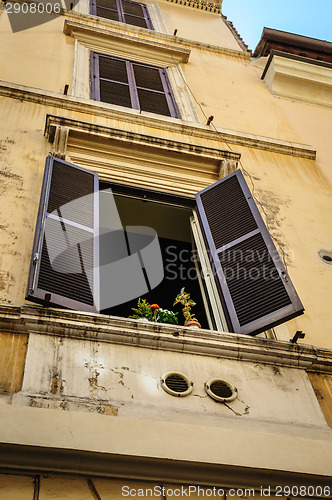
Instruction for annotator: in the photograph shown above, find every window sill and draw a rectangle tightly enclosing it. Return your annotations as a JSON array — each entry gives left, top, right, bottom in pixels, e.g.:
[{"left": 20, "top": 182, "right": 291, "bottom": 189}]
[{"left": 2, "top": 303, "right": 331, "bottom": 372}]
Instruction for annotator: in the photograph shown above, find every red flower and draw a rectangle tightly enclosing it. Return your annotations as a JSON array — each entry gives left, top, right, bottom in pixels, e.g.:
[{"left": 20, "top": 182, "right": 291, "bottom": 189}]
[{"left": 150, "top": 304, "right": 160, "bottom": 310}]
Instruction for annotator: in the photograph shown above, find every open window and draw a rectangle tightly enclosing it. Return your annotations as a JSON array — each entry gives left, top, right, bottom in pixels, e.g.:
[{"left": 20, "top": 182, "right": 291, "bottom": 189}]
[
  {"left": 27, "top": 156, "right": 99, "bottom": 313},
  {"left": 195, "top": 170, "right": 304, "bottom": 335},
  {"left": 27, "top": 156, "right": 304, "bottom": 335},
  {"left": 91, "top": 0, "right": 154, "bottom": 30},
  {"left": 91, "top": 53, "right": 180, "bottom": 118}
]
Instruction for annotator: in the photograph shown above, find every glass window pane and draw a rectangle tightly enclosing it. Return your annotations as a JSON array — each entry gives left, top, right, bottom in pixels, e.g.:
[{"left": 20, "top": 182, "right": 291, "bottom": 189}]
[
  {"left": 124, "top": 14, "right": 148, "bottom": 28},
  {"left": 133, "top": 64, "right": 164, "bottom": 91},
  {"left": 100, "top": 80, "right": 132, "bottom": 108},
  {"left": 122, "top": 0, "right": 144, "bottom": 16},
  {"left": 99, "top": 57, "right": 128, "bottom": 84},
  {"left": 96, "top": 6, "right": 119, "bottom": 20},
  {"left": 138, "top": 88, "right": 171, "bottom": 116}
]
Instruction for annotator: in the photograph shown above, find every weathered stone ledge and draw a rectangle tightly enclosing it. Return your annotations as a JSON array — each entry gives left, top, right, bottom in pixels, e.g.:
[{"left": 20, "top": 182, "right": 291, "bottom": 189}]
[
  {"left": 0, "top": 304, "right": 331, "bottom": 373},
  {"left": 0, "top": 80, "right": 316, "bottom": 159}
]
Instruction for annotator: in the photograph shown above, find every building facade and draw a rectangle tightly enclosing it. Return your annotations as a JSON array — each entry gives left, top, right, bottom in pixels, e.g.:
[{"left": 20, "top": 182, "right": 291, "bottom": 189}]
[{"left": 0, "top": 0, "right": 332, "bottom": 497}]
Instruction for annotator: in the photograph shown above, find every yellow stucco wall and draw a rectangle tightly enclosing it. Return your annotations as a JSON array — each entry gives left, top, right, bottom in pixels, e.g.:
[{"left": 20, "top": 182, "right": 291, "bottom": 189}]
[
  {"left": 0, "top": 332, "right": 28, "bottom": 394},
  {"left": 157, "top": 1, "right": 241, "bottom": 50},
  {"left": 0, "top": 15, "right": 74, "bottom": 93}
]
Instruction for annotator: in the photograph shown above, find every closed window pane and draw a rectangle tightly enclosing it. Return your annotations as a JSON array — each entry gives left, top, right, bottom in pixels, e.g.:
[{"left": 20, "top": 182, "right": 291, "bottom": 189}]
[
  {"left": 133, "top": 64, "right": 164, "bottom": 91},
  {"left": 97, "top": 0, "right": 117, "bottom": 8},
  {"left": 92, "top": 0, "right": 153, "bottom": 29},
  {"left": 122, "top": 0, "right": 144, "bottom": 16},
  {"left": 96, "top": 6, "right": 119, "bottom": 20},
  {"left": 99, "top": 57, "right": 128, "bottom": 84},
  {"left": 137, "top": 88, "right": 171, "bottom": 116},
  {"left": 100, "top": 80, "right": 132, "bottom": 107},
  {"left": 92, "top": 54, "right": 179, "bottom": 117},
  {"left": 123, "top": 14, "right": 149, "bottom": 28}
]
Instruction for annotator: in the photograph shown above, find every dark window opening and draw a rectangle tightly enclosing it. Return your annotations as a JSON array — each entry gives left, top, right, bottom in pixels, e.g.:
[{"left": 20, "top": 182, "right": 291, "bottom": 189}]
[{"left": 99, "top": 185, "right": 209, "bottom": 328}]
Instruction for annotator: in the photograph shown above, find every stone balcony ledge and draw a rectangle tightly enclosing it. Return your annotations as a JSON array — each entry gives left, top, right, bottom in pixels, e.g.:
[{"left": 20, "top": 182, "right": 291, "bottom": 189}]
[{"left": 1, "top": 304, "right": 331, "bottom": 373}]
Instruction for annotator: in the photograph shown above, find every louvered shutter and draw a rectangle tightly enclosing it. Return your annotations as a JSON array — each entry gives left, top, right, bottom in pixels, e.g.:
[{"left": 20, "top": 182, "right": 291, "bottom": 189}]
[
  {"left": 91, "top": 0, "right": 153, "bottom": 29},
  {"left": 196, "top": 169, "right": 304, "bottom": 335},
  {"left": 91, "top": 53, "right": 180, "bottom": 118},
  {"left": 133, "top": 63, "right": 178, "bottom": 117},
  {"left": 91, "top": 0, "right": 120, "bottom": 21},
  {"left": 27, "top": 156, "right": 99, "bottom": 312},
  {"left": 122, "top": 0, "right": 153, "bottom": 29}
]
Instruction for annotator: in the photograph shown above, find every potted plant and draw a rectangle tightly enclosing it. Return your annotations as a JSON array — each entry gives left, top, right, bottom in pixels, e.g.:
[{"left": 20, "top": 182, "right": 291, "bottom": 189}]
[
  {"left": 129, "top": 298, "right": 155, "bottom": 321},
  {"left": 173, "top": 287, "right": 201, "bottom": 328},
  {"left": 129, "top": 299, "right": 179, "bottom": 325},
  {"left": 155, "top": 307, "right": 179, "bottom": 325}
]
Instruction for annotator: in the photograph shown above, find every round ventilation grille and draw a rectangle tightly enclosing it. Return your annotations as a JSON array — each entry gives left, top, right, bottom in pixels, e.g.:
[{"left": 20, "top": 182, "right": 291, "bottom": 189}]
[
  {"left": 205, "top": 378, "right": 237, "bottom": 403},
  {"left": 161, "top": 372, "right": 193, "bottom": 397}
]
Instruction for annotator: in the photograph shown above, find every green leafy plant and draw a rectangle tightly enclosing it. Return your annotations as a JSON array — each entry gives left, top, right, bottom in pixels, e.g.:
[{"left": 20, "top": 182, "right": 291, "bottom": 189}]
[
  {"left": 156, "top": 308, "right": 179, "bottom": 325},
  {"left": 173, "top": 287, "right": 199, "bottom": 324},
  {"left": 129, "top": 298, "right": 155, "bottom": 321},
  {"left": 129, "top": 299, "right": 178, "bottom": 325}
]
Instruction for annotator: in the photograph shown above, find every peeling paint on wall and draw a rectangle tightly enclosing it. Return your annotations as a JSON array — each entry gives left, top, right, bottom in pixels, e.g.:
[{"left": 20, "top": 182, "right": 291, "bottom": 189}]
[{"left": 0, "top": 332, "right": 28, "bottom": 394}]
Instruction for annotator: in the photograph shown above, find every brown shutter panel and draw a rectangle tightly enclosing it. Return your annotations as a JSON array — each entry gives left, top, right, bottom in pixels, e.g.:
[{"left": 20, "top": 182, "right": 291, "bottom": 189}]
[
  {"left": 122, "top": 0, "right": 153, "bottom": 29},
  {"left": 93, "top": 0, "right": 120, "bottom": 21},
  {"left": 196, "top": 169, "right": 304, "bottom": 335},
  {"left": 91, "top": 53, "right": 180, "bottom": 118},
  {"left": 27, "top": 156, "right": 99, "bottom": 312},
  {"left": 133, "top": 63, "right": 179, "bottom": 117},
  {"left": 97, "top": 56, "right": 132, "bottom": 109}
]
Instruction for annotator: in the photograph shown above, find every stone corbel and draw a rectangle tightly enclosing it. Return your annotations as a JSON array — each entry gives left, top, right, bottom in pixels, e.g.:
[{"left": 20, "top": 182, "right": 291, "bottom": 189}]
[
  {"left": 52, "top": 126, "right": 69, "bottom": 160},
  {"left": 218, "top": 159, "right": 238, "bottom": 179}
]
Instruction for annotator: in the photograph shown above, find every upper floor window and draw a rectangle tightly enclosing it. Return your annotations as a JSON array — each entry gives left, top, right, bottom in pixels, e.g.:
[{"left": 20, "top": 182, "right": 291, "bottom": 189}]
[
  {"left": 91, "top": 53, "right": 180, "bottom": 118},
  {"left": 91, "top": 0, "right": 154, "bottom": 29}
]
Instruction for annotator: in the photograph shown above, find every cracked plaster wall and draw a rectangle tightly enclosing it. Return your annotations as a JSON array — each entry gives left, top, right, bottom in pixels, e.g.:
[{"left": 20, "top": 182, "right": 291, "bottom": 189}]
[{"left": 11, "top": 332, "right": 327, "bottom": 428}]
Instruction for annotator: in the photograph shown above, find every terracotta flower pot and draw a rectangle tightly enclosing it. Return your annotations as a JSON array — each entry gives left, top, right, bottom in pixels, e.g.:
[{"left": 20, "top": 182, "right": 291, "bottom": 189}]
[{"left": 184, "top": 320, "right": 201, "bottom": 329}]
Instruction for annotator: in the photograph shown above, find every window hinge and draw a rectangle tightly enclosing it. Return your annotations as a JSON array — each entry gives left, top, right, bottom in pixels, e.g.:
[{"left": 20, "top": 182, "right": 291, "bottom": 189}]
[{"left": 281, "top": 270, "right": 289, "bottom": 282}]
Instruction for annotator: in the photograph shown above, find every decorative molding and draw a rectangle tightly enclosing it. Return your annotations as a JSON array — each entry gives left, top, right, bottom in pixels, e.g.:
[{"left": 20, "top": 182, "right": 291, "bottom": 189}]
[
  {"left": 64, "top": 11, "right": 250, "bottom": 60},
  {"left": 145, "top": 1, "right": 169, "bottom": 34},
  {"left": 64, "top": 19, "right": 190, "bottom": 65},
  {"left": 69, "top": 30, "right": 199, "bottom": 122},
  {"left": 218, "top": 159, "right": 238, "bottom": 178},
  {"left": 71, "top": 39, "right": 90, "bottom": 99},
  {"left": 261, "top": 52, "right": 332, "bottom": 109},
  {"left": 51, "top": 126, "right": 69, "bottom": 159},
  {"left": 165, "top": 0, "right": 221, "bottom": 14},
  {"left": 45, "top": 115, "right": 238, "bottom": 194},
  {"left": 166, "top": 64, "right": 201, "bottom": 122},
  {"left": 1, "top": 440, "right": 331, "bottom": 488},
  {"left": 0, "top": 80, "right": 317, "bottom": 159},
  {"left": 0, "top": 304, "right": 332, "bottom": 372},
  {"left": 45, "top": 115, "right": 239, "bottom": 162}
]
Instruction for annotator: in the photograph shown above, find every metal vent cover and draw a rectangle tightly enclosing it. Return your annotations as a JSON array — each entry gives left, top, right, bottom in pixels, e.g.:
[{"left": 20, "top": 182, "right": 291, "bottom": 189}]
[
  {"left": 161, "top": 372, "right": 193, "bottom": 397},
  {"left": 204, "top": 378, "right": 237, "bottom": 403}
]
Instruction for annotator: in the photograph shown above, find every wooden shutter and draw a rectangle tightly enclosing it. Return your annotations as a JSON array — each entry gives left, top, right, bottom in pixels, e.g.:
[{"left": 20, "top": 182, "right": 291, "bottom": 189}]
[
  {"left": 133, "top": 63, "right": 179, "bottom": 117},
  {"left": 91, "top": 0, "right": 153, "bottom": 29},
  {"left": 121, "top": 0, "right": 153, "bottom": 29},
  {"left": 91, "top": 53, "right": 180, "bottom": 118},
  {"left": 27, "top": 156, "right": 99, "bottom": 312},
  {"left": 91, "top": 0, "right": 120, "bottom": 21},
  {"left": 195, "top": 169, "right": 304, "bottom": 335}
]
